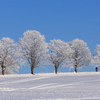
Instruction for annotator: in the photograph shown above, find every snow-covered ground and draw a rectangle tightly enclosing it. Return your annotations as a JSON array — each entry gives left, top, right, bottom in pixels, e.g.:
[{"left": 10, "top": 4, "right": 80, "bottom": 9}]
[{"left": 0, "top": 72, "right": 100, "bottom": 100}]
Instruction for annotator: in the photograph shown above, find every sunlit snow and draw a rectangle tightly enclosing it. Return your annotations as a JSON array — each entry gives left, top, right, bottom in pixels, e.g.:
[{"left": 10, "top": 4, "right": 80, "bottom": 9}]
[{"left": 0, "top": 72, "right": 100, "bottom": 100}]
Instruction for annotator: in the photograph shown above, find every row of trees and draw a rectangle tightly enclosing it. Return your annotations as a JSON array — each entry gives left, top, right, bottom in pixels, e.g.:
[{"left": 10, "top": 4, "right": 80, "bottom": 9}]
[{"left": 0, "top": 30, "right": 99, "bottom": 75}]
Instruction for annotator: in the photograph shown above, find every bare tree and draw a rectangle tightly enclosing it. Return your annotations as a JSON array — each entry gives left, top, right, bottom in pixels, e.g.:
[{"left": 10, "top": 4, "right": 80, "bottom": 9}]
[
  {"left": 68, "top": 39, "right": 91, "bottom": 73},
  {"left": 48, "top": 39, "right": 73, "bottom": 74},
  {"left": 18, "top": 30, "right": 48, "bottom": 75}
]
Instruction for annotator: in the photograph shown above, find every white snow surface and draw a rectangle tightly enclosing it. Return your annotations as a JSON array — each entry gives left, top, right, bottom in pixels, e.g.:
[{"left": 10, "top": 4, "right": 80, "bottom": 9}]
[{"left": 0, "top": 72, "right": 100, "bottom": 100}]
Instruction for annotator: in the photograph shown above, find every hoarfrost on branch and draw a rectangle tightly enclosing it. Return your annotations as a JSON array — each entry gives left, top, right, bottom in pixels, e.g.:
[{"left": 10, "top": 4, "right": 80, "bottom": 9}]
[{"left": 18, "top": 30, "right": 48, "bottom": 74}]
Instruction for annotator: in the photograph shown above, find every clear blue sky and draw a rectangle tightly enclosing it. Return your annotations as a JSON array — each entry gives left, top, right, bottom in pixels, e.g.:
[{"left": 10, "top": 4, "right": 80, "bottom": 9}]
[{"left": 0, "top": 0, "right": 100, "bottom": 74}]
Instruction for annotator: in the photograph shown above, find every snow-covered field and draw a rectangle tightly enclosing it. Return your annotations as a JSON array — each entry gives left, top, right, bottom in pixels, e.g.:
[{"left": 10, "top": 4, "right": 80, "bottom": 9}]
[{"left": 0, "top": 72, "right": 100, "bottom": 100}]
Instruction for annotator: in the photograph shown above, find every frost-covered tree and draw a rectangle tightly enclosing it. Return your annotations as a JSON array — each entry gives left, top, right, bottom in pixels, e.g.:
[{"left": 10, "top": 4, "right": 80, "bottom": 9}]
[
  {"left": 0, "top": 37, "right": 20, "bottom": 75},
  {"left": 68, "top": 39, "right": 91, "bottom": 73},
  {"left": 92, "top": 44, "right": 100, "bottom": 67},
  {"left": 48, "top": 39, "right": 73, "bottom": 74},
  {"left": 18, "top": 30, "right": 48, "bottom": 75}
]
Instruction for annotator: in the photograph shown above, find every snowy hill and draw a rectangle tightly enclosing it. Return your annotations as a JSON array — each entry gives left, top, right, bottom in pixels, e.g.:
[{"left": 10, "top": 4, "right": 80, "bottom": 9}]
[{"left": 0, "top": 72, "right": 100, "bottom": 100}]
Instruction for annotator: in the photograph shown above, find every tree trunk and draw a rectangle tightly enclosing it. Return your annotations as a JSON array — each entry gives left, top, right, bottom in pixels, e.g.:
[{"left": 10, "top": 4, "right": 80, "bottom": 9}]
[
  {"left": 2, "top": 69, "right": 4, "bottom": 75},
  {"left": 75, "top": 66, "right": 77, "bottom": 73},
  {"left": 31, "top": 66, "right": 34, "bottom": 75},
  {"left": 75, "top": 58, "right": 78, "bottom": 73},
  {"left": 55, "top": 67, "right": 58, "bottom": 74}
]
